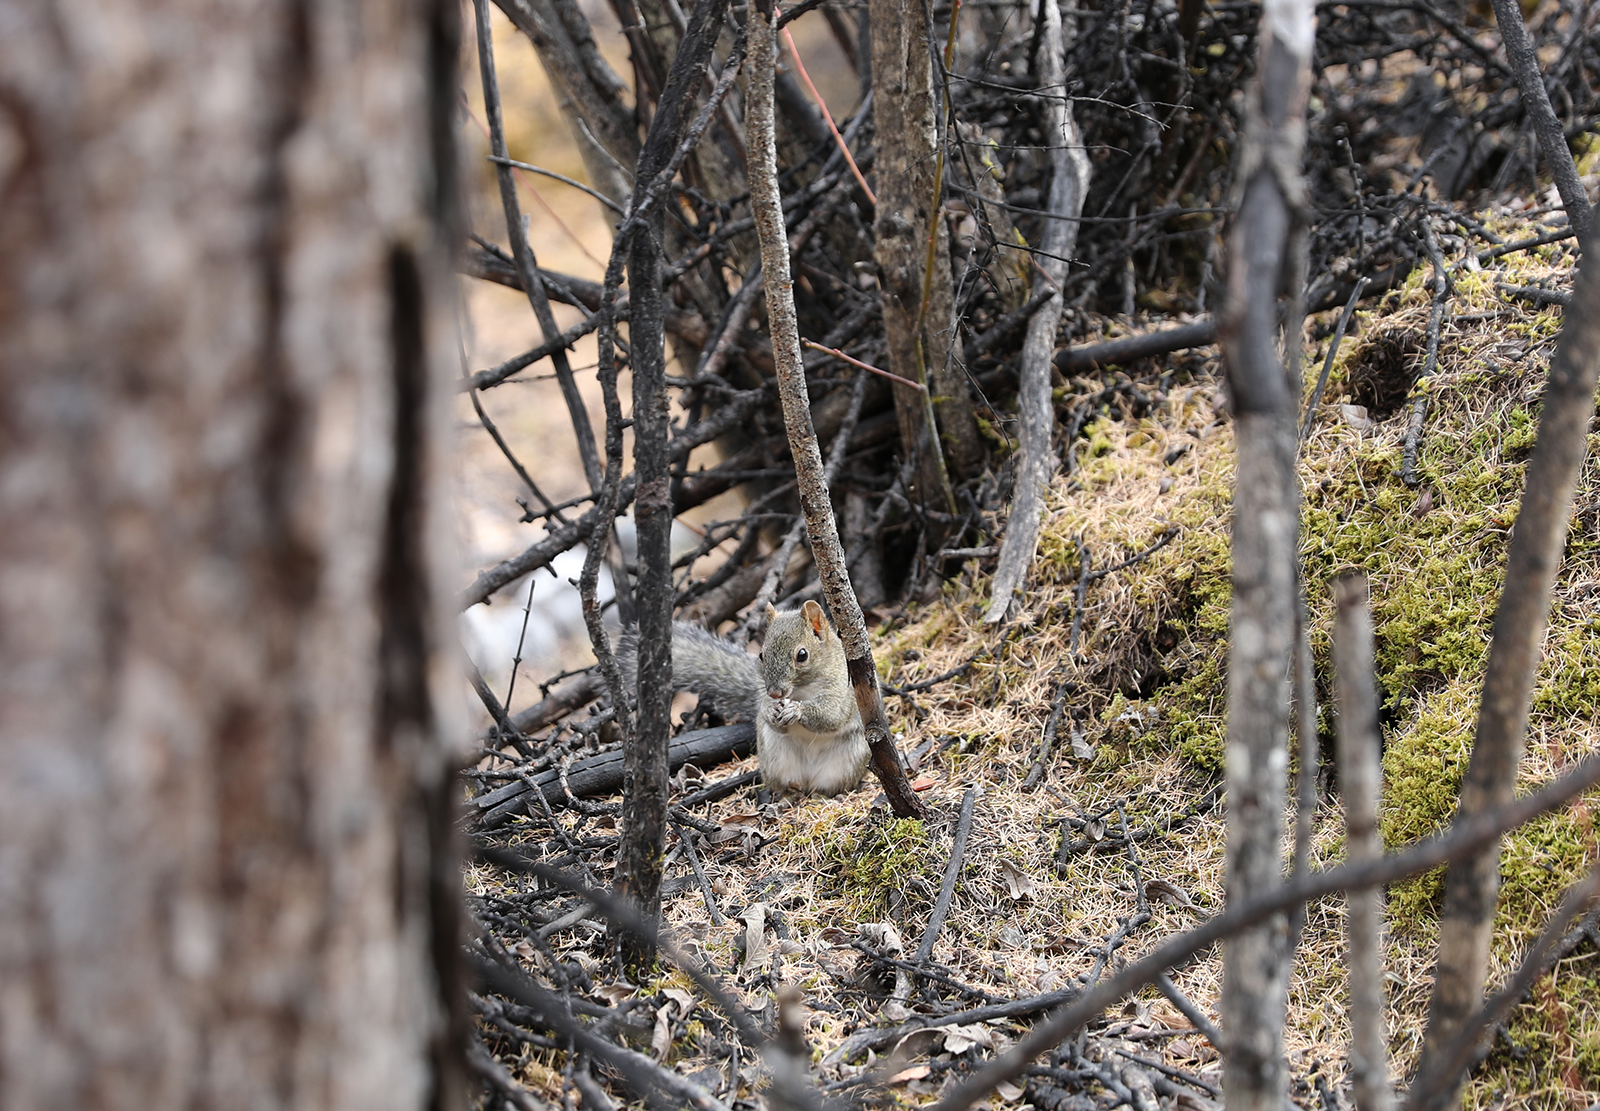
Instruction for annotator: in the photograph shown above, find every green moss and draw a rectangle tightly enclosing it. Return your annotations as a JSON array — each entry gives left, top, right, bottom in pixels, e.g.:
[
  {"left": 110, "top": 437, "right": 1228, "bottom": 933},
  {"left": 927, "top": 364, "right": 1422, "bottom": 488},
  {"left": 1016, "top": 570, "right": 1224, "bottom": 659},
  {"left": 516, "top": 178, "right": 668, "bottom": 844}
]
[
  {"left": 814, "top": 816, "right": 939, "bottom": 918},
  {"left": 1477, "top": 966, "right": 1600, "bottom": 1110}
]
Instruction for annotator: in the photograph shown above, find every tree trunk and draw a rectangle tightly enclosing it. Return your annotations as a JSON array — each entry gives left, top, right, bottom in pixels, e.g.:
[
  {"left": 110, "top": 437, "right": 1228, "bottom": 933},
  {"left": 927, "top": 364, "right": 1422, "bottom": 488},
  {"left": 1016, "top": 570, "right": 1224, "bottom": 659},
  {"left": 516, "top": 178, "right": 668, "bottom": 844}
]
[
  {"left": 1217, "top": 1, "right": 1314, "bottom": 1108},
  {"left": 0, "top": 0, "right": 466, "bottom": 1106},
  {"left": 868, "top": 0, "right": 956, "bottom": 514}
]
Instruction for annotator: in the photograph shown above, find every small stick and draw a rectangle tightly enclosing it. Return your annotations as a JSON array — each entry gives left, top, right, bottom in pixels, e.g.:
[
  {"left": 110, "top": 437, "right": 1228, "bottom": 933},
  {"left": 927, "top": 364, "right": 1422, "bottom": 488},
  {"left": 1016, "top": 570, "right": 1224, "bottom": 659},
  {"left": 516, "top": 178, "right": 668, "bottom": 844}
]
[
  {"left": 1154, "top": 974, "right": 1225, "bottom": 1053},
  {"left": 1023, "top": 678, "right": 1070, "bottom": 791},
  {"left": 672, "top": 821, "right": 726, "bottom": 927},
  {"left": 1300, "top": 275, "right": 1369, "bottom": 448},
  {"left": 1287, "top": 575, "right": 1320, "bottom": 949},
  {"left": 1335, "top": 573, "right": 1392, "bottom": 1111},
  {"left": 1401, "top": 218, "right": 1451, "bottom": 488},
  {"left": 486, "top": 154, "right": 627, "bottom": 214},
  {"left": 1067, "top": 539, "right": 1092, "bottom": 657},
  {"left": 467, "top": 19, "right": 603, "bottom": 492},
  {"left": 916, "top": 787, "right": 978, "bottom": 970},
  {"left": 780, "top": 27, "right": 875, "bottom": 203},
  {"left": 802, "top": 339, "right": 926, "bottom": 391},
  {"left": 1476, "top": 226, "right": 1576, "bottom": 261}
]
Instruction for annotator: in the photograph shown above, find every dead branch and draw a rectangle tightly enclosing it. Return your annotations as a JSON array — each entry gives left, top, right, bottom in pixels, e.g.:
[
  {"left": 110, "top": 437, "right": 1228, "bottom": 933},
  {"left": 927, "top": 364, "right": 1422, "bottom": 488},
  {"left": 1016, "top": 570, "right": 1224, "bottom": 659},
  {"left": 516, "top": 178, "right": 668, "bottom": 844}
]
[
  {"left": 983, "top": 0, "right": 1089, "bottom": 623},
  {"left": 1216, "top": 0, "right": 1314, "bottom": 1107},
  {"left": 1335, "top": 573, "right": 1393, "bottom": 1111},
  {"left": 470, "top": 724, "right": 755, "bottom": 826},
  {"left": 1417, "top": 224, "right": 1600, "bottom": 1097}
]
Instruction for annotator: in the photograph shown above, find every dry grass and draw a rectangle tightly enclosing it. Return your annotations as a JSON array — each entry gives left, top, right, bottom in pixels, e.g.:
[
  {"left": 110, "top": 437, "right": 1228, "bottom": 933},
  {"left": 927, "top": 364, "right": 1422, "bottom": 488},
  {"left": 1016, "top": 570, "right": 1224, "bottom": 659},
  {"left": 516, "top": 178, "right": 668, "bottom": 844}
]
[{"left": 477, "top": 212, "right": 1600, "bottom": 1108}]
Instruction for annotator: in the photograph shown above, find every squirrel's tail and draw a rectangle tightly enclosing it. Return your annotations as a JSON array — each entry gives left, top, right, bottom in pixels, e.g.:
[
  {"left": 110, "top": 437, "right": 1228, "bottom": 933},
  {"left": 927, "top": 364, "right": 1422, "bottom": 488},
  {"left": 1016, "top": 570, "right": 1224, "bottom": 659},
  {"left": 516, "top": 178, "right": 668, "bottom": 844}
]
[{"left": 614, "top": 622, "right": 761, "bottom": 717}]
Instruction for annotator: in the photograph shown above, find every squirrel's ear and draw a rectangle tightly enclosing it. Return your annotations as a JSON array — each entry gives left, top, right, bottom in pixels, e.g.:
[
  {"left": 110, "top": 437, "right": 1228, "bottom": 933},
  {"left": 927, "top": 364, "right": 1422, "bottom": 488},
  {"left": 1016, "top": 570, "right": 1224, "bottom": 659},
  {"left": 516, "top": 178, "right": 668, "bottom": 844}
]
[
  {"left": 801, "top": 599, "right": 826, "bottom": 635},
  {"left": 765, "top": 603, "right": 779, "bottom": 624}
]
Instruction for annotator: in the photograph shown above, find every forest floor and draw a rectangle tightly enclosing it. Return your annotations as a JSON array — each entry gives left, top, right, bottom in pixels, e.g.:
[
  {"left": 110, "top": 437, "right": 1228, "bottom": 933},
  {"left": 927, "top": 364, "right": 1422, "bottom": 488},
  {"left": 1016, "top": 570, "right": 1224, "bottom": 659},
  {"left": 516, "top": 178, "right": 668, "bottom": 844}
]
[{"left": 468, "top": 210, "right": 1600, "bottom": 1109}]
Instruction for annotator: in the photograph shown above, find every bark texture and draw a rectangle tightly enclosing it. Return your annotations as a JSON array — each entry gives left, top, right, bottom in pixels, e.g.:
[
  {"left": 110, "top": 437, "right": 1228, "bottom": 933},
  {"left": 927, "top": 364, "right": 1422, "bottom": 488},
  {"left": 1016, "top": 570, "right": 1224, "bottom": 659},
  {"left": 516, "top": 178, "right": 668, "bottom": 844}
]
[
  {"left": 0, "top": 0, "right": 465, "bottom": 1106},
  {"left": 615, "top": 0, "right": 732, "bottom": 963},
  {"left": 868, "top": 0, "right": 954, "bottom": 512},
  {"left": 1217, "top": 1, "right": 1314, "bottom": 1108},
  {"left": 1334, "top": 575, "right": 1393, "bottom": 1111}
]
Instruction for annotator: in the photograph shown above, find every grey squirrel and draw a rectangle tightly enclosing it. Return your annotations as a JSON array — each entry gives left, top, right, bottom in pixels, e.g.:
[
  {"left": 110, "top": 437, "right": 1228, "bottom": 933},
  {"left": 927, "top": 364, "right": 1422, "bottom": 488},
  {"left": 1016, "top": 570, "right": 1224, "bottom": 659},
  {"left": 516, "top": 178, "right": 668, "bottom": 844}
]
[{"left": 618, "top": 602, "right": 869, "bottom": 796}]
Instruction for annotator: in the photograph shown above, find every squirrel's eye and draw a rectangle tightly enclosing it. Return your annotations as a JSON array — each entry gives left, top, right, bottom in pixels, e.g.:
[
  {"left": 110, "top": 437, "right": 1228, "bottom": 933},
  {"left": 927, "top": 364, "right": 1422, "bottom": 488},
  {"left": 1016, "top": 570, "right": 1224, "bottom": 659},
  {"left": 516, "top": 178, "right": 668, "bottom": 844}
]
[{"left": 796, "top": 648, "right": 809, "bottom": 663}]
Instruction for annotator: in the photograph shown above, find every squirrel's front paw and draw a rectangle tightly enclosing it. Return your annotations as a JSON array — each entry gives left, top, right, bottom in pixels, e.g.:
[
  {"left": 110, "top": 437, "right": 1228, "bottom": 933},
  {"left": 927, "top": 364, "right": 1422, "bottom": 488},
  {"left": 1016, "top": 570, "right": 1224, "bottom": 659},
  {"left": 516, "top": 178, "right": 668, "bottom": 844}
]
[{"left": 766, "top": 697, "right": 801, "bottom": 729}]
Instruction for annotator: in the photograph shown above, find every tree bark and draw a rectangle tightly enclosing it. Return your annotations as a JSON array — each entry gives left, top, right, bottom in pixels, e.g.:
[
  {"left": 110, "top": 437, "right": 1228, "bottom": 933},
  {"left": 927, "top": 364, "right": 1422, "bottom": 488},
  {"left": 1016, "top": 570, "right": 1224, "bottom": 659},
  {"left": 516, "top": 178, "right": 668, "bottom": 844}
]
[
  {"left": 868, "top": 0, "right": 956, "bottom": 514},
  {"left": 0, "top": 0, "right": 466, "bottom": 1106},
  {"left": 1217, "top": 1, "right": 1314, "bottom": 1108},
  {"left": 614, "top": 0, "right": 732, "bottom": 968},
  {"left": 1335, "top": 575, "right": 1394, "bottom": 1111}
]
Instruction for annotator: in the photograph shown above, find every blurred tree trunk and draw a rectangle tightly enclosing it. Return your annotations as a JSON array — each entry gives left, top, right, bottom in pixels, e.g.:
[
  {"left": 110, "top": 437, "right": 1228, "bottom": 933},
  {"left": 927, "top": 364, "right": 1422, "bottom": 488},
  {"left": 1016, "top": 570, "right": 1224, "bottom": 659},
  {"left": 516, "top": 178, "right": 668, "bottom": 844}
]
[
  {"left": 0, "top": 0, "right": 466, "bottom": 1107},
  {"left": 1218, "top": 1, "right": 1313, "bottom": 1108}
]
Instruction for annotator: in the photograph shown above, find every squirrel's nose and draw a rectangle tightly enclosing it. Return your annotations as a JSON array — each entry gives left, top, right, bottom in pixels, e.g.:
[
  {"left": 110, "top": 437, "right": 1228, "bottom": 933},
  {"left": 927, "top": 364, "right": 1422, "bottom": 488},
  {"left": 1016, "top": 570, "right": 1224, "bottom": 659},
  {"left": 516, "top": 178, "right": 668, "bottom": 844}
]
[{"left": 767, "top": 685, "right": 790, "bottom": 700}]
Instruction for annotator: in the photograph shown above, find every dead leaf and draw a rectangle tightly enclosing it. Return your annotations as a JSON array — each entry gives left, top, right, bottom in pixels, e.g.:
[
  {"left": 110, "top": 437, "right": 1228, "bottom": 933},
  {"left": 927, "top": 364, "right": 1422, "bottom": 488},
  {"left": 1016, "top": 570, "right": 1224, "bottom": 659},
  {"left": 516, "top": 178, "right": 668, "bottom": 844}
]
[
  {"left": 998, "top": 859, "right": 1036, "bottom": 901},
  {"left": 858, "top": 922, "right": 904, "bottom": 956},
  {"left": 1070, "top": 730, "right": 1096, "bottom": 761},
  {"left": 662, "top": 986, "right": 695, "bottom": 1010},
  {"left": 739, "top": 903, "right": 769, "bottom": 976},
  {"left": 594, "top": 982, "right": 636, "bottom": 1006},
  {"left": 995, "top": 1080, "right": 1026, "bottom": 1102},
  {"left": 889, "top": 1065, "right": 931, "bottom": 1084},
  {"left": 942, "top": 1023, "right": 996, "bottom": 1054},
  {"left": 911, "top": 776, "right": 938, "bottom": 791},
  {"left": 650, "top": 1001, "right": 674, "bottom": 1060},
  {"left": 1145, "top": 877, "right": 1197, "bottom": 909},
  {"left": 1338, "top": 403, "right": 1373, "bottom": 431},
  {"left": 1085, "top": 817, "right": 1107, "bottom": 841}
]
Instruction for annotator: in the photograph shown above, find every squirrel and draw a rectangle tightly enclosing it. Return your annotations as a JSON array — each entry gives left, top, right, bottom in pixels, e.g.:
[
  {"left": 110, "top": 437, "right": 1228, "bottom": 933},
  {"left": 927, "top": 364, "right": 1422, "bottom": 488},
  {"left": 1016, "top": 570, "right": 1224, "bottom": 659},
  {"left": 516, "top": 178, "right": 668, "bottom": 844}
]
[{"left": 617, "top": 601, "right": 869, "bottom": 796}]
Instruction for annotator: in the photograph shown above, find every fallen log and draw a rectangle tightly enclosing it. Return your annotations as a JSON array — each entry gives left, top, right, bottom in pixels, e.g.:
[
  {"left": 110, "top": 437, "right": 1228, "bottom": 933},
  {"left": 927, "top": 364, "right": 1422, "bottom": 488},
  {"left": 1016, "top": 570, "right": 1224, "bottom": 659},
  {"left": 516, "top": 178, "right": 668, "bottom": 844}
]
[{"left": 471, "top": 723, "right": 756, "bottom": 826}]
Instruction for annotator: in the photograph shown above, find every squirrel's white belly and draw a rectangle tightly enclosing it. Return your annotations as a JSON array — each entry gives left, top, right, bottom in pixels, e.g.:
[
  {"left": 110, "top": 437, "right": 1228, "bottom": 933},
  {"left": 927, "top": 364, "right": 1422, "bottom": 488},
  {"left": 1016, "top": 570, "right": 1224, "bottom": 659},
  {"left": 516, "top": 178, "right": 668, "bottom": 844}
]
[{"left": 756, "top": 715, "right": 869, "bottom": 796}]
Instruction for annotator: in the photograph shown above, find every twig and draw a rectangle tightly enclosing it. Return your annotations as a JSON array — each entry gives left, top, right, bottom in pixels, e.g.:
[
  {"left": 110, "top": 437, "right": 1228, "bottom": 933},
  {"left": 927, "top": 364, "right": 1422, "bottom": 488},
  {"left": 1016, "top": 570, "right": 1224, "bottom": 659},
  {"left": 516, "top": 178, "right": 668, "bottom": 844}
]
[
  {"left": 1487, "top": 0, "right": 1593, "bottom": 236},
  {"left": 672, "top": 821, "right": 726, "bottom": 927},
  {"left": 486, "top": 154, "right": 627, "bottom": 214},
  {"left": 1067, "top": 539, "right": 1092, "bottom": 657},
  {"left": 1056, "top": 319, "right": 1217, "bottom": 373},
  {"left": 1495, "top": 283, "right": 1570, "bottom": 308},
  {"left": 780, "top": 27, "right": 875, "bottom": 203},
  {"left": 1335, "top": 573, "right": 1393, "bottom": 1111},
  {"left": 1085, "top": 525, "right": 1179, "bottom": 581},
  {"left": 1401, "top": 217, "right": 1451, "bottom": 487},
  {"left": 471, "top": 0, "right": 603, "bottom": 493},
  {"left": 1154, "top": 974, "right": 1225, "bottom": 1053},
  {"left": 802, "top": 339, "right": 927, "bottom": 391},
  {"left": 1476, "top": 226, "right": 1577, "bottom": 261},
  {"left": 1023, "top": 678, "right": 1070, "bottom": 791},
  {"left": 1300, "top": 275, "right": 1369, "bottom": 447},
  {"left": 1417, "top": 219, "right": 1600, "bottom": 1094},
  {"left": 1406, "top": 861, "right": 1600, "bottom": 1111},
  {"left": 915, "top": 787, "right": 978, "bottom": 973}
]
